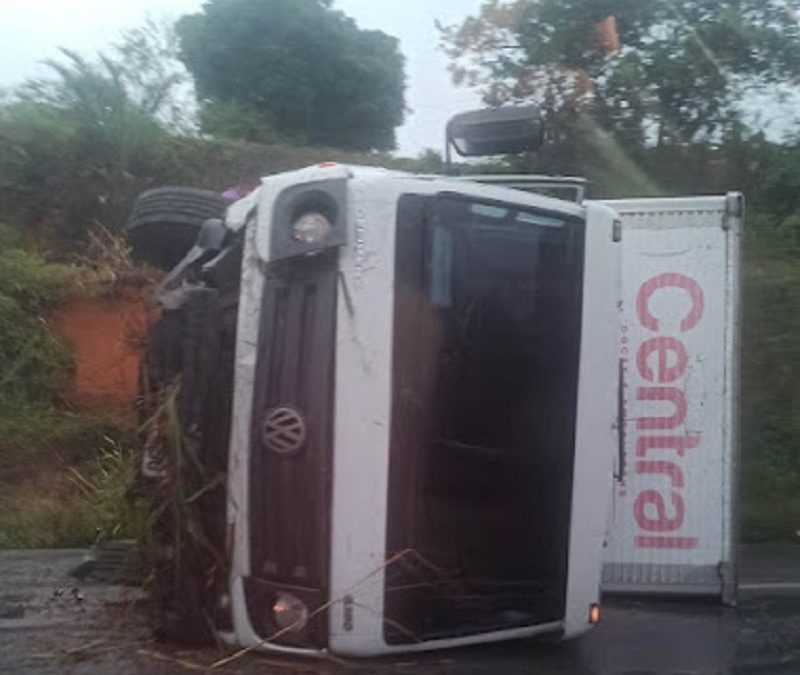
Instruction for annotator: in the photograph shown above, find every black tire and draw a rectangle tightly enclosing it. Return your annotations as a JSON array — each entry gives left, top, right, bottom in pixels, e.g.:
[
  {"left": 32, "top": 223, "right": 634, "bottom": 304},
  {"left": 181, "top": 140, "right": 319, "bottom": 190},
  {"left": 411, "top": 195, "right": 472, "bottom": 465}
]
[{"left": 127, "top": 187, "right": 228, "bottom": 270}]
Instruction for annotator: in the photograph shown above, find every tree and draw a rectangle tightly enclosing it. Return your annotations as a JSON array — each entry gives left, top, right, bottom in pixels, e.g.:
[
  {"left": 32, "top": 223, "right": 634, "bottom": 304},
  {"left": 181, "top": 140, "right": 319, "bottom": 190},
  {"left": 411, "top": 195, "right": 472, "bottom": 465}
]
[
  {"left": 13, "top": 18, "right": 195, "bottom": 181},
  {"left": 112, "top": 16, "right": 197, "bottom": 132},
  {"left": 20, "top": 18, "right": 194, "bottom": 136},
  {"left": 17, "top": 48, "right": 165, "bottom": 174},
  {"left": 198, "top": 100, "right": 281, "bottom": 145},
  {"left": 4, "top": 19, "right": 195, "bottom": 234},
  {"left": 176, "top": 0, "right": 406, "bottom": 151},
  {"left": 440, "top": 0, "right": 800, "bottom": 149}
]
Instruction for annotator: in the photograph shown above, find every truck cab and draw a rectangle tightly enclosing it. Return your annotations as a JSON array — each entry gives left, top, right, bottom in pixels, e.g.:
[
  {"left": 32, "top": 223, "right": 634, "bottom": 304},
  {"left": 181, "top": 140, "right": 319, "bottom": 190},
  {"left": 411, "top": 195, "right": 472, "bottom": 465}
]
[{"left": 216, "top": 163, "right": 621, "bottom": 655}]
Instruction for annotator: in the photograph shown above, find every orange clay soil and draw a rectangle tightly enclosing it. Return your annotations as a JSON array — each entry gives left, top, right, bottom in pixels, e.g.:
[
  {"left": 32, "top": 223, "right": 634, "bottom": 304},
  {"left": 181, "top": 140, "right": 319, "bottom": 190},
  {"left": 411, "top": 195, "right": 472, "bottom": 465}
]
[{"left": 52, "top": 287, "right": 158, "bottom": 410}]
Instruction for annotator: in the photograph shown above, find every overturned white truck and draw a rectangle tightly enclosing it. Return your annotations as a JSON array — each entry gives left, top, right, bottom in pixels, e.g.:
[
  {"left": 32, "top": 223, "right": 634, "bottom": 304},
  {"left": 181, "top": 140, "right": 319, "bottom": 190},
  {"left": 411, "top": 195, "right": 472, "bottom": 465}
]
[{"left": 130, "top": 107, "right": 742, "bottom": 656}]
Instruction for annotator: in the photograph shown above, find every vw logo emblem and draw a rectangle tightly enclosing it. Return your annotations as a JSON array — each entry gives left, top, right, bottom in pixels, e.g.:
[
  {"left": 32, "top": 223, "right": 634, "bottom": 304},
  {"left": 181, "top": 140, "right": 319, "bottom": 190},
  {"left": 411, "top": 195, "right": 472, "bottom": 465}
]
[{"left": 262, "top": 405, "right": 307, "bottom": 454}]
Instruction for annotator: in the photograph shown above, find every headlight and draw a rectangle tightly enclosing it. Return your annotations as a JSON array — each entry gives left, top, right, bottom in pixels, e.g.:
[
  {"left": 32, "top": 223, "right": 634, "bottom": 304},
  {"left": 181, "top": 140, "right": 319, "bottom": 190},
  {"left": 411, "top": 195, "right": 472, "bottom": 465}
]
[
  {"left": 272, "top": 592, "right": 309, "bottom": 632},
  {"left": 269, "top": 181, "right": 347, "bottom": 261},
  {"left": 292, "top": 211, "right": 332, "bottom": 244}
]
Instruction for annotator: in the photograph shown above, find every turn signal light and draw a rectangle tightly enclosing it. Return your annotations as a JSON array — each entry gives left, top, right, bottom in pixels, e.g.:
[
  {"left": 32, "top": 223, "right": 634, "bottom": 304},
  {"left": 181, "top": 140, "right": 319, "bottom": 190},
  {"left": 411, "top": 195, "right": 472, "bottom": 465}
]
[{"left": 589, "top": 603, "right": 601, "bottom": 624}]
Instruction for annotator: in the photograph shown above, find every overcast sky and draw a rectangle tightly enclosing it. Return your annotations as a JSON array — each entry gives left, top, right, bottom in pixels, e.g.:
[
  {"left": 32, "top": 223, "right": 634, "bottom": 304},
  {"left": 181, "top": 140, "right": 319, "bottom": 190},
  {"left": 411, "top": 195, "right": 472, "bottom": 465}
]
[{"left": 0, "top": 0, "right": 485, "bottom": 156}]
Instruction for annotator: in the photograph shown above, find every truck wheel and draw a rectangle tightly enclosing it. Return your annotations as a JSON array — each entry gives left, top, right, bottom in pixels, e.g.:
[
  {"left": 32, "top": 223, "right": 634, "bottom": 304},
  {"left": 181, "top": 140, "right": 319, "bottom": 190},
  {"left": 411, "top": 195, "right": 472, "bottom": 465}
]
[{"left": 127, "top": 187, "right": 228, "bottom": 270}]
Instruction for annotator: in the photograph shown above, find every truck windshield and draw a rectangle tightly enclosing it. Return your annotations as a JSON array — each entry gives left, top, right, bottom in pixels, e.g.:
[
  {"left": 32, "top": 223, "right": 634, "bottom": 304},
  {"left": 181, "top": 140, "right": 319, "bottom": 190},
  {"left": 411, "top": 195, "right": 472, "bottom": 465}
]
[{"left": 385, "top": 193, "right": 586, "bottom": 642}]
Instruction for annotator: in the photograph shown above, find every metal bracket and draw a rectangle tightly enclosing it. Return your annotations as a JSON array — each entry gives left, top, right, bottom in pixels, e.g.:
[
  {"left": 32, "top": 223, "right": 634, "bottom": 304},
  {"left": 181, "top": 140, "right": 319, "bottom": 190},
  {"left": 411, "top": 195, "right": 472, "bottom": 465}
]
[
  {"left": 613, "top": 218, "right": 623, "bottom": 242},
  {"left": 718, "top": 561, "right": 738, "bottom": 606},
  {"left": 723, "top": 192, "right": 744, "bottom": 230},
  {"left": 614, "top": 358, "right": 627, "bottom": 482}
]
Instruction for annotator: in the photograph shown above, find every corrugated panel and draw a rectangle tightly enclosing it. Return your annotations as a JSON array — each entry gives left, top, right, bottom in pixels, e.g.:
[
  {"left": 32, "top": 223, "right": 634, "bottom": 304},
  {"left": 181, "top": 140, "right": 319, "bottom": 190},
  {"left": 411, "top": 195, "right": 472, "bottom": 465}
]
[
  {"left": 601, "top": 196, "right": 739, "bottom": 600},
  {"left": 245, "top": 251, "right": 337, "bottom": 647},
  {"left": 603, "top": 563, "right": 720, "bottom": 590}
]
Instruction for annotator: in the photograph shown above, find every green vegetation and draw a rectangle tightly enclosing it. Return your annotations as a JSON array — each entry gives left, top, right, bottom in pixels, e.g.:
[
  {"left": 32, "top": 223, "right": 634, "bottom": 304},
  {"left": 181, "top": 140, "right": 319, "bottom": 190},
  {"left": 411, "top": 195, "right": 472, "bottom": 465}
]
[
  {"left": 0, "top": 223, "right": 141, "bottom": 549},
  {"left": 440, "top": 0, "right": 800, "bottom": 148},
  {"left": 0, "top": 225, "right": 73, "bottom": 408},
  {"left": 0, "top": 475, "right": 101, "bottom": 549},
  {"left": 70, "top": 439, "right": 149, "bottom": 544},
  {"left": 0, "top": 436, "right": 147, "bottom": 549},
  {"left": 177, "top": 0, "right": 406, "bottom": 151},
  {"left": 0, "top": 103, "right": 392, "bottom": 244},
  {"left": 740, "top": 254, "right": 800, "bottom": 540}
]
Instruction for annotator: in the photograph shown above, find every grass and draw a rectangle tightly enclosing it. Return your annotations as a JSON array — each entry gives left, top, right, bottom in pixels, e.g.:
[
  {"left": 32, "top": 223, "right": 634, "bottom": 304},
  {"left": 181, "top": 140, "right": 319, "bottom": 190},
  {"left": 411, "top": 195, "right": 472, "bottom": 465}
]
[
  {"left": 0, "top": 221, "right": 153, "bottom": 550},
  {"left": 0, "top": 406, "right": 123, "bottom": 470},
  {"left": 69, "top": 438, "right": 150, "bottom": 544},
  {"left": 0, "top": 431, "right": 147, "bottom": 549},
  {"left": 740, "top": 248, "right": 800, "bottom": 542},
  {"left": 740, "top": 494, "right": 800, "bottom": 543},
  {"left": 0, "top": 472, "right": 100, "bottom": 549},
  {"left": 0, "top": 238, "right": 75, "bottom": 408}
]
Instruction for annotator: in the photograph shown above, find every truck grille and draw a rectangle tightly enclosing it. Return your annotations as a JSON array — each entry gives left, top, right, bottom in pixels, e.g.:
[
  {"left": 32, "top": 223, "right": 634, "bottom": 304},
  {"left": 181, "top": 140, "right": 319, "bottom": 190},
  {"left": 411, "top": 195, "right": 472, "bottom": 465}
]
[{"left": 246, "top": 251, "right": 337, "bottom": 647}]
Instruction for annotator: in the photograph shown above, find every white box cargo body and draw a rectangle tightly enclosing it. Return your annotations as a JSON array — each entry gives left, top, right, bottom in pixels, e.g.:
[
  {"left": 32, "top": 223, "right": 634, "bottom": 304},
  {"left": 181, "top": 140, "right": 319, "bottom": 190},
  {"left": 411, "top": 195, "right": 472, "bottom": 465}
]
[{"left": 600, "top": 194, "right": 743, "bottom": 603}]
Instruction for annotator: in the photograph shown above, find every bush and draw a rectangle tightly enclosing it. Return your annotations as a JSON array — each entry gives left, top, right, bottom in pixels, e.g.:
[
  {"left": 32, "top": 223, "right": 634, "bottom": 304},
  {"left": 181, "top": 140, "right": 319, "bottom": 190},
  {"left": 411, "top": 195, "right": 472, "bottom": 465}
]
[
  {"left": 198, "top": 99, "right": 281, "bottom": 144},
  {"left": 0, "top": 231, "right": 74, "bottom": 308},
  {"left": 70, "top": 439, "right": 149, "bottom": 544},
  {"left": 0, "top": 226, "right": 75, "bottom": 407},
  {"left": 0, "top": 100, "right": 391, "bottom": 246},
  {"left": 0, "top": 437, "right": 147, "bottom": 549},
  {"left": 740, "top": 250, "right": 800, "bottom": 540},
  {"left": 0, "top": 103, "right": 79, "bottom": 229},
  {"left": 0, "top": 407, "right": 122, "bottom": 468},
  {"left": 1, "top": 50, "right": 172, "bottom": 237},
  {"left": 0, "top": 474, "right": 99, "bottom": 549},
  {"left": 0, "top": 406, "right": 136, "bottom": 549},
  {"left": 0, "top": 298, "right": 72, "bottom": 406}
]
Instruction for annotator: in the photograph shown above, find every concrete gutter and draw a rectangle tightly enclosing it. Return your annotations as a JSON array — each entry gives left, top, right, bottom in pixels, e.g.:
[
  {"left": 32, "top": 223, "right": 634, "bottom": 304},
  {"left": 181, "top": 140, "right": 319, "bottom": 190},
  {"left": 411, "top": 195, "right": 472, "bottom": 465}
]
[{"left": 738, "top": 543, "right": 800, "bottom": 599}]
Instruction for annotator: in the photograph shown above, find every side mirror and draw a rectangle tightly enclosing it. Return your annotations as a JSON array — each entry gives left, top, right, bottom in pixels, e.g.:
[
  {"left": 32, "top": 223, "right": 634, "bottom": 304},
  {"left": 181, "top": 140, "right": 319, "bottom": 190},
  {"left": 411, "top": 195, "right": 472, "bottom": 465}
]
[
  {"left": 154, "top": 218, "right": 229, "bottom": 302},
  {"left": 196, "top": 218, "right": 228, "bottom": 251},
  {"left": 446, "top": 106, "right": 544, "bottom": 159}
]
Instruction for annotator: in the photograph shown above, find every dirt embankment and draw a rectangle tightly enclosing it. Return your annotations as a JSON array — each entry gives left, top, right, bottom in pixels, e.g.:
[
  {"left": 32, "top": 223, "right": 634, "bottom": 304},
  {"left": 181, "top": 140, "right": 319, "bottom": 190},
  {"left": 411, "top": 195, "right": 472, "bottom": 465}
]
[{"left": 53, "top": 287, "right": 157, "bottom": 413}]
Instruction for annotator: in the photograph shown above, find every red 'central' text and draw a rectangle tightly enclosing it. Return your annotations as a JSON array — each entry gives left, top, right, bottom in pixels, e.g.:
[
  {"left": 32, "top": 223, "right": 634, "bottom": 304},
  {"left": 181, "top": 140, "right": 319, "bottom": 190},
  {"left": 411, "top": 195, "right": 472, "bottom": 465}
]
[{"left": 632, "top": 273, "right": 703, "bottom": 549}]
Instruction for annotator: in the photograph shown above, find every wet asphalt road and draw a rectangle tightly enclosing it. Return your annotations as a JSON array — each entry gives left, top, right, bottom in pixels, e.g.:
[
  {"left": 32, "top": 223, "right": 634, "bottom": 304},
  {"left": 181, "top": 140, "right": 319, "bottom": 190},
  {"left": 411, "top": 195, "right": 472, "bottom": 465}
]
[{"left": 0, "top": 549, "right": 798, "bottom": 674}]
